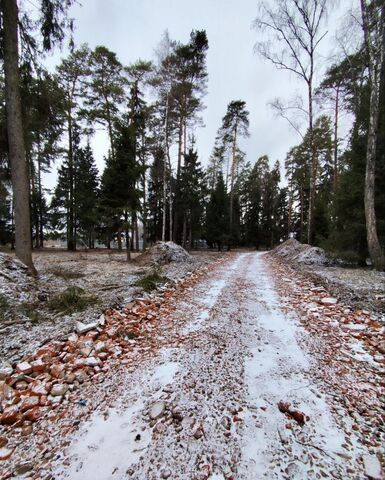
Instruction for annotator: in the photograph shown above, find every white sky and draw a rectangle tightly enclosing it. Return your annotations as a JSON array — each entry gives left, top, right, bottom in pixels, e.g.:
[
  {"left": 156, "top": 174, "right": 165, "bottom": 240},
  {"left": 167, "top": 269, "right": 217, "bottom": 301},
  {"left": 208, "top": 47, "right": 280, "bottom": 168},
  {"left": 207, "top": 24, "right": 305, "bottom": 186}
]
[{"left": 42, "top": 0, "right": 356, "bottom": 190}]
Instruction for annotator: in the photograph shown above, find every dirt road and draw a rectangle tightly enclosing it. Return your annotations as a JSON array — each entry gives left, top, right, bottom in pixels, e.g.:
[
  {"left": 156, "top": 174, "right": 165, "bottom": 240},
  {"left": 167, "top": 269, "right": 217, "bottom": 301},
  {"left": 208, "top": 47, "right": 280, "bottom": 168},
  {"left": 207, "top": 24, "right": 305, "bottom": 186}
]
[{"left": 48, "top": 252, "right": 382, "bottom": 480}]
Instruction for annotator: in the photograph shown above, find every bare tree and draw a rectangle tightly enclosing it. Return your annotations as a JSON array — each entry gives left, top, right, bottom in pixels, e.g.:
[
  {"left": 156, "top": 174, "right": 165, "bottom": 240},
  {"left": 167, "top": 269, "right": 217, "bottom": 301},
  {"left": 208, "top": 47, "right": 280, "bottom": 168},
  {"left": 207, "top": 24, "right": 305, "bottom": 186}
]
[
  {"left": 254, "top": 0, "right": 329, "bottom": 244},
  {"left": 360, "top": 0, "right": 385, "bottom": 271}
]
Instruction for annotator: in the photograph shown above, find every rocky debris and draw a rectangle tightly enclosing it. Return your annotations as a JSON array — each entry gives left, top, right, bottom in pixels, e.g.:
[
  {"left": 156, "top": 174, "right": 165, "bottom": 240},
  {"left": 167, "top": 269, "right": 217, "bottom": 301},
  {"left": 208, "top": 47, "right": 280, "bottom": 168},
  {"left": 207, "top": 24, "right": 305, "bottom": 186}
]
[
  {"left": 363, "top": 454, "right": 383, "bottom": 480},
  {"left": 149, "top": 401, "right": 166, "bottom": 420},
  {"left": 268, "top": 254, "right": 385, "bottom": 461},
  {"left": 271, "top": 238, "right": 334, "bottom": 266},
  {"left": 277, "top": 401, "right": 307, "bottom": 425},
  {"left": 0, "top": 256, "right": 226, "bottom": 478},
  {"left": 75, "top": 319, "right": 100, "bottom": 334},
  {"left": 0, "top": 250, "right": 218, "bottom": 366},
  {"left": 320, "top": 297, "right": 338, "bottom": 305},
  {"left": 0, "top": 364, "right": 13, "bottom": 380},
  {"left": 135, "top": 241, "right": 191, "bottom": 266}
]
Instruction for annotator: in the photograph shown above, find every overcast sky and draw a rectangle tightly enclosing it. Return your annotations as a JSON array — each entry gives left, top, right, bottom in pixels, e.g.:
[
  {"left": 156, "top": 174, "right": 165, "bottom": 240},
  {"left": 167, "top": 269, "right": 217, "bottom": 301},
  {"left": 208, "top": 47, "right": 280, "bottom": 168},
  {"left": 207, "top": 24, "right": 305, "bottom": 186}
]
[{"left": 43, "top": 0, "right": 355, "bottom": 189}]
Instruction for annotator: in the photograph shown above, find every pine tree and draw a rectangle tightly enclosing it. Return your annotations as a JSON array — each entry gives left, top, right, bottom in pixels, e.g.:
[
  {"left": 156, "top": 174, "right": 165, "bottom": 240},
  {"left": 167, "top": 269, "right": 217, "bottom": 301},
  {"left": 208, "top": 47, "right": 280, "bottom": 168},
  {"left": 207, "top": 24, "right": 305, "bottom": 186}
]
[
  {"left": 179, "top": 146, "right": 206, "bottom": 249},
  {"left": 99, "top": 117, "right": 143, "bottom": 260},
  {"left": 86, "top": 46, "right": 126, "bottom": 162},
  {"left": 218, "top": 100, "right": 249, "bottom": 242},
  {"left": 205, "top": 174, "right": 229, "bottom": 250}
]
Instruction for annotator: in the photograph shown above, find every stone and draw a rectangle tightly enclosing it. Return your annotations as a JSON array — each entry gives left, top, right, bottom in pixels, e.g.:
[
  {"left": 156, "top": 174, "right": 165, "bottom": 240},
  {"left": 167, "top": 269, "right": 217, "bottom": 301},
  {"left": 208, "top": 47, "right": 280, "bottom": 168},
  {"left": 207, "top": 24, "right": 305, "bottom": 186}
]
[
  {"left": 0, "top": 447, "right": 13, "bottom": 460},
  {"left": 16, "top": 362, "right": 32, "bottom": 375},
  {"left": 1, "top": 405, "right": 21, "bottom": 425},
  {"left": 0, "top": 382, "right": 16, "bottom": 402},
  {"left": 79, "top": 346, "right": 92, "bottom": 357},
  {"left": 50, "top": 384, "right": 68, "bottom": 397},
  {"left": 161, "top": 470, "right": 172, "bottom": 479},
  {"left": 363, "top": 454, "right": 383, "bottom": 480},
  {"left": 220, "top": 416, "right": 231, "bottom": 430},
  {"left": 31, "top": 359, "right": 46, "bottom": 373},
  {"left": 85, "top": 357, "right": 100, "bottom": 367},
  {"left": 149, "top": 401, "right": 166, "bottom": 420},
  {"left": 14, "top": 463, "right": 33, "bottom": 475},
  {"left": 94, "top": 341, "right": 106, "bottom": 352},
  {"left": 98, "top": 314, "right": 106, "bottom": 326},
  {"left": 320, "top": 297, "right": 338, "bottom": 306},
  {"left": 0, "top": 364, "right": 13, "bottom": 380},
  {"left": 19, "top": 395, "right": 39, "bottom": 412},
  {"left": 76, "top": 321, "right": 98, "bottom": 334},
  {"left": 14, "top": 380, "right": 28, "bottom": 391},
  {"left": 24, "top": 406, "right": 45, "bottom": 422},
  {"left": 30, "top": 382, "right": 48, "bottom": 396},
  {"left": 68, "top": 333, "right": 79, "bottom": 342},
  {"left": 74, "top": 370, "right": 88, "bottom": 383},
  {"left": 50, "top": 364, "right": 66, "bottom": 379}
]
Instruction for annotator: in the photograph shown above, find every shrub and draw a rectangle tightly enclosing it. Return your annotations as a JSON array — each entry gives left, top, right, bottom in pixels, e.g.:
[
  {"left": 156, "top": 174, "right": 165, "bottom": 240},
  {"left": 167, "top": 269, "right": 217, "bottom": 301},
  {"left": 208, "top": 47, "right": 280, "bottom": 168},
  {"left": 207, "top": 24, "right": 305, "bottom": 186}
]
[
  {"left": 47, "top": 286, "right": 98, "bottom": 315},
  {"left": 134, "top": 268, "right": 168, "bottom": 292}
]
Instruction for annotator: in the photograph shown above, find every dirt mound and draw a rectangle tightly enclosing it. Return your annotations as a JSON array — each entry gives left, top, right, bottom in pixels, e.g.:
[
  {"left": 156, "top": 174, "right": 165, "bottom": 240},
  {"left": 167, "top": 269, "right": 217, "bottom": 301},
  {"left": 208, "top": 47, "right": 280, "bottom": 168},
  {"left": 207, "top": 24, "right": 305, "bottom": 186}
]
[
  {"left": 271, "top": 239, "right": 334, "bottom": 266},
  {"left": 135, "top": 241, "right": 191, "bottom": 266},
  {"left": 0, "top": 252, "right": 30, "bottom": 284}
]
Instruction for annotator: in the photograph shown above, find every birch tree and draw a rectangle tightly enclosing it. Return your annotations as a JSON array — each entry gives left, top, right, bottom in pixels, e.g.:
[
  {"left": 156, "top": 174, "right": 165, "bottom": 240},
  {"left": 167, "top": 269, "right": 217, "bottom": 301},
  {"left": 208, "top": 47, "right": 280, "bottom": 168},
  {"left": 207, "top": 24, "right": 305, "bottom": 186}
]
[
  {"left": 254, "top": 0, "right": 329, "bottom": 244},
  {"left": 360, "top": 0, "right": 385, "bottom": 270}
]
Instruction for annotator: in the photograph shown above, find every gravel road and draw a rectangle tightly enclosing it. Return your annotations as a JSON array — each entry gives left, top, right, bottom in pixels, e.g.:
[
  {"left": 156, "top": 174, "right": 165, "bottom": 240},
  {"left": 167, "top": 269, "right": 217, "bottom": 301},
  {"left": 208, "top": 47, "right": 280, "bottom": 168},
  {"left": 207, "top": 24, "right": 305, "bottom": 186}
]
[{"left": 48, "top": 252, "right": 381, "bottom": 480}]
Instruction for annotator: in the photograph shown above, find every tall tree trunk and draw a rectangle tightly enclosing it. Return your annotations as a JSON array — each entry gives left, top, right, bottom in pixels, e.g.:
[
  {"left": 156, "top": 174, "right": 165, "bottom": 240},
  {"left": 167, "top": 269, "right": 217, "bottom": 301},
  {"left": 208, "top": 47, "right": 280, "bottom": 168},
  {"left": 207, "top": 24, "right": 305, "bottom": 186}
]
[
  {"left": 361, "top": 0, "right": 385, "bottom": 271},
  {"left": 229, "top": 124, "right": 238, "bottom": 237},
  {"left": 333, "top": 85, "right": 340, "bottom": 192},
  {"left": 162, "top": 93, "right": 170, "bottom": 242},
  {"left": 117, "top": 226, "right": 122, "bottom": 250},
  {"left": 37, "top": 137, "right": 44, "bottom": 248},
  {"left": 300, "top": 186, "right": 304, "bottom": 241},
  {"left": 307, "top": 73, "right": 316, "bottom": 245},
  {"left": 124, "top": 211, "right": 131, "bottom": 261},
  {"left": 67, "top": 113, "right": 76, "bottom": 250},
  {"left": 2, "top": 0, "right": 36, "bottom": 273},
  {"left": 182, "top": 215, "right": 187, "bottom": 249}
]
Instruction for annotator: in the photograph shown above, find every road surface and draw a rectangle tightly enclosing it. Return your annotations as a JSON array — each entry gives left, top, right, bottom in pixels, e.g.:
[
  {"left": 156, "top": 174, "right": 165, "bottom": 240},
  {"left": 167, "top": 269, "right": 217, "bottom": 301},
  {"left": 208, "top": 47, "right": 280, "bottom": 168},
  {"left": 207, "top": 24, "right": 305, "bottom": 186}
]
[{"left": 49, "top": 252, "right": 378, "bottom": 480}]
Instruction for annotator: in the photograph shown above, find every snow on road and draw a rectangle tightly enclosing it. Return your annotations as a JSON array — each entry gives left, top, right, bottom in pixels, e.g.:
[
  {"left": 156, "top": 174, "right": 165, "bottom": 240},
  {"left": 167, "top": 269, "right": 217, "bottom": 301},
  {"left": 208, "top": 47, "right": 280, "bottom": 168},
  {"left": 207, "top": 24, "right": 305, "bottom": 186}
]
[{"left": 50, "top": 252, "right": 378, "bottom": 479}]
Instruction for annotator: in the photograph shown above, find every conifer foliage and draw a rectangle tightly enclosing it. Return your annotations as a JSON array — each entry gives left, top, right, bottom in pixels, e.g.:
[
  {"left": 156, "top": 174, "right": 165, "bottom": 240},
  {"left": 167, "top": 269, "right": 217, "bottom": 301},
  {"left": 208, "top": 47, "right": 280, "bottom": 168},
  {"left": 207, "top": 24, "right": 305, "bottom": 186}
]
[{"left": 0, "top": 1, "right": 384, "bottom": 271}]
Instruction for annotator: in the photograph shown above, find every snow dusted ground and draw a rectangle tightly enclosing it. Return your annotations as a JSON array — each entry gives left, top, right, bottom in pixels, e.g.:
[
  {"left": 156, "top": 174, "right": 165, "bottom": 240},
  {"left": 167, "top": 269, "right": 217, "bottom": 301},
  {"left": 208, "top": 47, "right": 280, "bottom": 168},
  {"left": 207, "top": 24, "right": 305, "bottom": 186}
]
[
  {"left": 40, "top": 253, "right": 382, "bottom": 479},
  {"left": 1, "top": 252, "right": 384, "bottom": 479}
]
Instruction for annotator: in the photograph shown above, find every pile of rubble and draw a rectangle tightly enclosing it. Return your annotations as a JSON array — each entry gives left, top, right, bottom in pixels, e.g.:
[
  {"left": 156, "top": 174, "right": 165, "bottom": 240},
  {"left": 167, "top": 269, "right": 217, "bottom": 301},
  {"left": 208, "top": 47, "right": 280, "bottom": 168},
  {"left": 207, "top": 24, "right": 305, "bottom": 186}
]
[
  {"left": 0, "top": 258, "right": 225, "bottom": 470},
  {"left": 135, "top": 242, "right": 191, "bottom": 266},
  {"left": 271, "top": 238, "right": 334, "bottom": 266},
  {"left": 268, "top": 256, "right": 385, "bottom": 457}
]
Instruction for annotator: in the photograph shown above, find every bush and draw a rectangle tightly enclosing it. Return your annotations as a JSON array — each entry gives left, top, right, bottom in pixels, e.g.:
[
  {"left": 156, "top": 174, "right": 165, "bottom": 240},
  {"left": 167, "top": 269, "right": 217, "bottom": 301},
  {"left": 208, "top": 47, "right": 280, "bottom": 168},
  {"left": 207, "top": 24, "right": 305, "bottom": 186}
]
[
  {"left": 134, "top": 268, "right": 168, "bottom": 292},
  {"left": 47, "top": 286, "right": 98, "bottom": 315},
  {"left": 0, "top": 294, "right": 11, "bottom": 321},
  {"left": 20, "top": 302, "right": 43, "bottom": 324}
]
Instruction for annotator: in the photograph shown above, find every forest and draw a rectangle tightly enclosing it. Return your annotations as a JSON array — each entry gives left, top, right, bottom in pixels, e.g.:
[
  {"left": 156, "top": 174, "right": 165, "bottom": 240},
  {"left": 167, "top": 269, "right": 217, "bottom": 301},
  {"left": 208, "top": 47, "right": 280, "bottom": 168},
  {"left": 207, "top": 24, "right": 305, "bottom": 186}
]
[{"left": 0, "top": 0, "right": 384, "bottom": 271}]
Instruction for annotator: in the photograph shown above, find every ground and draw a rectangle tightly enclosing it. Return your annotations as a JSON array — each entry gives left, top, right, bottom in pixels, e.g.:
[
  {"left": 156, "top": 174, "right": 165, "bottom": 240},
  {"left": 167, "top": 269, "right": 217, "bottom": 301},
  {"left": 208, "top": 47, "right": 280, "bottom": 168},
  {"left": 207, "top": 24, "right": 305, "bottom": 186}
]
[{"left": 0, "top": 251, "right": 384, "bottom": 479}]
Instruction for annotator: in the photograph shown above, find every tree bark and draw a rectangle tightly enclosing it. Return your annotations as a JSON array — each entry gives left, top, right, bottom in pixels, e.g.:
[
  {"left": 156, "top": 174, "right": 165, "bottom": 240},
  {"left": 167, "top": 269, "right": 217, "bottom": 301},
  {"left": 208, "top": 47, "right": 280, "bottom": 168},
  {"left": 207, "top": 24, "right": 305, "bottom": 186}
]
[
  {"left": 229, "top": 123, "right": 238, "bottom": 236},
  {"left": 361, "top": 0, "right": 385, "bottom": 271},
  {"left": 2, "top": 0, "right": 36, "bottom": 274}
]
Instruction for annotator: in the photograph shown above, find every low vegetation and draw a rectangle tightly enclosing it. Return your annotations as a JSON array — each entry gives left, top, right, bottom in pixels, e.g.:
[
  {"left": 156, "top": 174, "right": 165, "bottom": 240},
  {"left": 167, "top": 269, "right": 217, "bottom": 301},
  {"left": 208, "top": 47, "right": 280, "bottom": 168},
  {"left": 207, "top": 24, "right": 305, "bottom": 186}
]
[
  {"left": 134, "top": 269, "right": 168, "bottom": 292},
  {"left": 47, "top": 286, "right": 98, "bottom": 315}
]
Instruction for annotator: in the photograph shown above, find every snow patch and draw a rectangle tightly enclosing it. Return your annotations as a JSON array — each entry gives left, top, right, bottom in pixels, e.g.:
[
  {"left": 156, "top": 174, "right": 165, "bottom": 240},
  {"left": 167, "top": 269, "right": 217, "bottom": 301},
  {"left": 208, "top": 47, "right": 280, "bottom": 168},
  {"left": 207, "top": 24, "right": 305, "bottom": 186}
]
[{"left": 54, "top": 397, "right": 149, "bottom": 480}]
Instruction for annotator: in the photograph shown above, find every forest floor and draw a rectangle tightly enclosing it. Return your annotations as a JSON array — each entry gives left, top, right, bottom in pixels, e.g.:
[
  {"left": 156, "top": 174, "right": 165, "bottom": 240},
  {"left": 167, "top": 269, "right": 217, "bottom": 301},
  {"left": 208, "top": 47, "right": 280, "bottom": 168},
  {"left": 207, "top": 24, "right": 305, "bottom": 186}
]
[{"left": 0, "top": 250, "right": 384, "bottom": 479}]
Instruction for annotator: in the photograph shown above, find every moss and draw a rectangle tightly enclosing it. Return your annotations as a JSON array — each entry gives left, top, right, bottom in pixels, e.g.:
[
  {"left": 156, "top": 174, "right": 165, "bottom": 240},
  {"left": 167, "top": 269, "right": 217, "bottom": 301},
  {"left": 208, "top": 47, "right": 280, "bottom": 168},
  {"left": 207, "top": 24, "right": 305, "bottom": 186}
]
[
  {"left": 20, "top": 302, "right": 44, "bottom": 324},
  {"left": 0, "top": 294, "right": 12, "bottom": 322},
  {"left": 47, "top": 286, "right": 98, "bottom": 315},
  {"left": 134, "top": 268, "right": 168, "bottom": 292}
]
